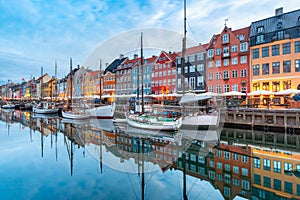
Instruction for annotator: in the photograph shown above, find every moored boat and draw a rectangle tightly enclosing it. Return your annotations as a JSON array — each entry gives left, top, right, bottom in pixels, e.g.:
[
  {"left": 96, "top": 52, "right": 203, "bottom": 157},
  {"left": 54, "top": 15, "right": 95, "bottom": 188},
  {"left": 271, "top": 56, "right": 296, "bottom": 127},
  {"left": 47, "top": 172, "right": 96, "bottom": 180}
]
[
  {"left": 1, "top": 103, "right": 15, "bottom": 109},
  {"left": 127, "top": 114, "right": 181, "bottom": 131},
  {"left": 32, "top": 102, "right": 59, "bottom": 114},
  {"left": 86, "top": 103, "right": 115, "bottom": 119}
]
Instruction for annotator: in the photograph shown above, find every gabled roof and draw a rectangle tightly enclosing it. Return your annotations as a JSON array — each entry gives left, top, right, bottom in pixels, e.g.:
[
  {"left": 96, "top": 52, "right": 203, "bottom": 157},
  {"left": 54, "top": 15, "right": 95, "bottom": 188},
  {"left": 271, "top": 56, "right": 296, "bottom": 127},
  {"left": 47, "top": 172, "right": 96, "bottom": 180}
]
[
  {"left": 117, "top": 57, "right": 140, "bottom": 71},
  {"left": 177, "top": 44, "right": 208, "bottom": 56},
  {"left": 206, "top": 34, "right": 220, "bottom": 49},
  {"left": 232, "top": 26, "right": 250, "bottom": 42},
  {"left": 104, "top": 57, "right": 127, "bottom": 74},
  {"left": 250, "top": 8, "right": 300, "bottom": 37}
]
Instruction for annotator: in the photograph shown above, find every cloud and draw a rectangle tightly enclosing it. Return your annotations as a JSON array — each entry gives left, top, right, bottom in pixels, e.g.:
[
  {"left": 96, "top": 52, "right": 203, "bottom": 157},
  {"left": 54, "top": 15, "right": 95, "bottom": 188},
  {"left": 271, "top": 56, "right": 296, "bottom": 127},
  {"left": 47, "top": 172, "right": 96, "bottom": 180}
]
[{"left": 0, "top": 0, "right": 299, "bottom": 83}]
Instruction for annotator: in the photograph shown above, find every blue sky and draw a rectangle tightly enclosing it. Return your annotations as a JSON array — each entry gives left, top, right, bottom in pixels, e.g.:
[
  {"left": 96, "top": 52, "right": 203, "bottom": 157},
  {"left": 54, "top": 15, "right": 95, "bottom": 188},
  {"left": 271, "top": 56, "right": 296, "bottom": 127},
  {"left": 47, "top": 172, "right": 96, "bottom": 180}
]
[{"left": 0, "top": 0, "right": 299, "bottom": 84}]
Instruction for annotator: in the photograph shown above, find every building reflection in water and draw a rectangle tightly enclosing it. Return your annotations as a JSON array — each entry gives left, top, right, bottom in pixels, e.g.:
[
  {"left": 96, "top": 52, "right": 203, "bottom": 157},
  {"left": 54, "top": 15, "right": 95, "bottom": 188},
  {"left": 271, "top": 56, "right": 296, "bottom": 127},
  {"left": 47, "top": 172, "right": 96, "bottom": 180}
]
[{"left": 1, "top": 109, "right": 300, "bottom": 200}]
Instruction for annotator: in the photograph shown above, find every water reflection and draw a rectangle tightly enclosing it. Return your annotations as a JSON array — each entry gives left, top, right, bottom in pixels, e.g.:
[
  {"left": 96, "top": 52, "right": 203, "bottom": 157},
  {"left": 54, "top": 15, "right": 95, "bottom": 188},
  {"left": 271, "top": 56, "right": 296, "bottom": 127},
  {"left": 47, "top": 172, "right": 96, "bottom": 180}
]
[{"left": 1, "top": 109, "right": 300, "bottom": 200}]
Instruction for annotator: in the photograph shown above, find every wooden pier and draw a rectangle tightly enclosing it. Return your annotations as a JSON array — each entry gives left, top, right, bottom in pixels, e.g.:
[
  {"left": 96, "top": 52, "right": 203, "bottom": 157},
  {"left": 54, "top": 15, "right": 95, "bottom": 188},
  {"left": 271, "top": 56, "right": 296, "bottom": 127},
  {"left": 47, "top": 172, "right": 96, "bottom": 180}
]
[{"left": 224, "top": 108, "right": 300, "bottom": 134}]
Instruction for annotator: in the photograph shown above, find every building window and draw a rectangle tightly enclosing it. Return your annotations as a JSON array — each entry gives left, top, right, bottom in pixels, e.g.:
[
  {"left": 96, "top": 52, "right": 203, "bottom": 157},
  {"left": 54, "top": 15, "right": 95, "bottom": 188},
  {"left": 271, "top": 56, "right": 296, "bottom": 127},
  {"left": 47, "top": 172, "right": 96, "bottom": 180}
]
[
  {"left": 252, "top": 48, "right": 259, "bottom": 59},
  {"left": 254, "top": 174, "right": 261, "bottom": 185},
  {"left": 207, "top": 49, "right": 214, "bottom": 57},
  {"left": 272, "top": 81, "right": 280, "bottom": 92},
  {"left": 242, "top": 180, "right": 250, "bottom": 190},
  {"left": 257, "top": 35, "right": 264, "bottom": 43},
  {"left": 232, "top": 57, "right": 238, "bottom": 65},
  {"left": 232, "top": 84, "right": 238, "bottom": 91},
  {"left": 217, "top": 149, "right": 222, "bottom": 157},
  {"left": 217, "top": 162, "right": 222, "bottom": 170},
  {"left": 197, "top": 53, "right": 204, "bottom": 60},
  {"left": 189, "top": 77, "right": 195, "bottom": 89},
  {"left": 224, "top": 84, "right": 230, "bottom": 92},
  {"left": 242, "top": 168, "right": 248, "bottom": 176},
  {"left": 190, "top": 65, "right": 195, "bottom": 72},
  {"left": 224, "top": 151, "right": 230, "bottom": 160},
  {"left": 222, "top": 34, "right": 229, "bottom": 44},
  {"left": 216, "top": 60, "right": 221, "bottom": 67},
  {"left": 233, "top": 166, "right": 239, "bottom": 174},
  {"left": 240, "top": 56, "right": 247, "bottom": 64},
  {"left": 285, "top": 182, "right": 293, "bottom": 194},
  {"left": 223, "top": 71, "right": 229, "bottom": 79},
  {"left": 283, "top": 60, "right": 291, "bottom": 73},
  {"left": 253, "top": 65, "right": 260, "bottom": 76},
  {"left": 184, "top": 66, "right": 188, "bottom": 73},
  {"left": 241, "top": 69, "right": 247, "bottom": 77},
  {"left": 223, "top": 59, "right": 229, "bottom": 66},
  {"left": 208, "top": 61, "right": 214, "bottom": 68},
  {"left": 272, "top": 62, "right": 280, "bottom": 74},
  {"left": 209, "top": 160, "right": 214, "bottom": 168},
  {"left": 224, "top": 174, "right": 231, "bottom": 184},
  {"left": 209, "top": 85, "right": 214, "bottom": 92},
  {"left": 233, "top": 178, "right": 239, "bottom": 186},
  {"left": 240, "top": 42, "right": 248, "bottom": 52},
  {"left": 224, "top": 187, "right": 231, "bottom": 197},
  {"left": 216, "top": 85, "right": 222, "bottom": 93},
  {"left": 233, "top": 153, "right": 239, "bottom": 160},
  {"left": 272, "top": 44, "right": 280, "bottom": 56},
  {"left": 216, "top": 48, "right": 221, "bottom": 55},
  {"left": 232, "top": 70, "right": 238, "bottom": 78},
  {"left": 264, "top": 176, "right": 271, "bottom": 188},
  {"left": 277, "top": 30, "right": 284, "bottom": 40},
  {"left": 216, "top": 72, "right": 221, "bottom": 80},
  {"left": 197, "top": 64, "right": 204, "bottom": 71},
  {"left": 297, "top": 184, "right": 300, "bottom": 196},
  {"left": 232, "top": 45, "right": 238, "bottom": 52},
  {"left": 209, "top": 171, "right": 215, "bottom": 180},
  {"left": 262, "top": 63, "right": 269, "bottom": 75},
  {"left": 274, "top": 160, "right": 281, "bottom": 173},
  {"left": 257, "top": 26, "right": 264, "bottom": 33},
  {"left": 197, "top": 76, "right": 204, "bottom": 86},
  {"left": 263, "top": 159, "right": 271, "bottom": 171},
  {"left": 274, "top": 179, "right": 281, "bottom": 191},
  {"left": 284, "top": 162, "right": 292, "bottom": 175},
  {"left": 283, "top": 42, "right": 291, "bottom": 54},
  {"left": 262, "top": 46, "right": 269, "bottom": 57},
  {"left": 208, "top": 73, "right": 214, "bottom": 80},
  {"left": 295, "top": 60, "right": 300, "bottom": 72},
  {"left": 295, "top": 41, "right": 300, "bottom": 53},
  {"left": 254, "top": 158, "right": 261, "bottom": 168}
]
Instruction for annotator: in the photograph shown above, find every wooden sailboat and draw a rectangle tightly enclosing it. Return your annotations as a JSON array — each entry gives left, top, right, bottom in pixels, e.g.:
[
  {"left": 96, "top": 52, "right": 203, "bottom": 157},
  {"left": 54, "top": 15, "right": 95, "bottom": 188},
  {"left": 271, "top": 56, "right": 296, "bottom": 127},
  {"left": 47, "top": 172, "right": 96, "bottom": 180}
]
[
  {"left": 62, "top": 58, "right": 90, "bottom": 119},
  {"left": 126, "top": 33, "right": 181, "bottom": 131},
  {"left": 178, "top": 0, "right": 220, "bottom": 130}
]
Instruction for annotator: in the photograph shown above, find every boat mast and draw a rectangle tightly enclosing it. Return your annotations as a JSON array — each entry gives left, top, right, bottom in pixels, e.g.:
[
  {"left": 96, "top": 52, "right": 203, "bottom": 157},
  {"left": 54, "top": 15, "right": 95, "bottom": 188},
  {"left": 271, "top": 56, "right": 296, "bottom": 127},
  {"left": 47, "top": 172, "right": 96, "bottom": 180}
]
[
  {"left": 70, "top": 58, "right": 73, "bottom": 110},
  {"left": 41, "top": 66, "right": 43, "bottom": 101},
  {"left": 181, "top": 0, "right": 187, "bottom": 95},
  {"left": 141, "top": 32, "right": 144, "bottom": 114},
  {"left": 99, "top": 59, "right": 102, "bottom": 103}
]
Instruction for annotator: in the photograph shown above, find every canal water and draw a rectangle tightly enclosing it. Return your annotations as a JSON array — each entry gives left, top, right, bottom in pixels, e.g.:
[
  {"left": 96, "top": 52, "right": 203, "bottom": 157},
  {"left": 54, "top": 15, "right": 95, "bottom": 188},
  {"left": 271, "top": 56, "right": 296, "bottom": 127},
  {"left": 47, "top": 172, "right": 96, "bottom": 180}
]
[{"left": 0, "top": 109, "right": 300, "bottom": 200}]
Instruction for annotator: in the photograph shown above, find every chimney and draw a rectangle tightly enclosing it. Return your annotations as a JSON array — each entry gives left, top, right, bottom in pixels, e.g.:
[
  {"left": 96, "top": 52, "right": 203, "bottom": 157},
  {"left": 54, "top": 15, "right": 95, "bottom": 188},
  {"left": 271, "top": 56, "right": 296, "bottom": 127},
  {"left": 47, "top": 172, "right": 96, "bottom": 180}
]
[
  {"left": 275, "top": 7, "right": 283, "bottom": 16},
  {"left": 133, "top": 54, "right": 138, "bottom": 59},
  {"left": 119, "top": 54, "right": 124, "bottom": 59}
]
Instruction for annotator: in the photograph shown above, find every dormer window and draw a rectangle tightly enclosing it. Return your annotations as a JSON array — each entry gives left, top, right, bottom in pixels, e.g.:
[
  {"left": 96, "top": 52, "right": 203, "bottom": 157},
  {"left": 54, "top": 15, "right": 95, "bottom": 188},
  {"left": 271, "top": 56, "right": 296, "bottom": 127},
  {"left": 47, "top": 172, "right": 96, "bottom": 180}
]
[
  {"left": 257, "top": 26, "right": 264, "bottom": 33},
  {"left": 276, "top": 21, "right": 283, "bottom": 29},
  {"left": 222, "top": 34, "right": 229, "bottom": 44},
  {"left": 238, "top": 35, "right": 245, "bottom": 41}
]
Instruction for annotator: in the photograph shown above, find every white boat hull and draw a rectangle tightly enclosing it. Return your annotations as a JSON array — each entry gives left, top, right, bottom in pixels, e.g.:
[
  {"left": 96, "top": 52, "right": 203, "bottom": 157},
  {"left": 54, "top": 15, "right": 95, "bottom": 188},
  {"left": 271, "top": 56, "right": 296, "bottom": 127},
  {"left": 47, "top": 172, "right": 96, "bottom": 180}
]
[
  {"left": 87, "top": 104, "right": 115, "bottom": 119},
  {"left": 2, "top": 104, "right": 15, "bottom": 109},
  {"left": 180, "top": 111, "right": 220, "bottom": 129},
  {"left": 33, "top": 107, "right": 59, "bottom": 114},
  {"left": 127, "top": 116, "right": 179, "bottom": 131},
  {"left": 61, "top": 110, "right": 89, "bottom": 119}
]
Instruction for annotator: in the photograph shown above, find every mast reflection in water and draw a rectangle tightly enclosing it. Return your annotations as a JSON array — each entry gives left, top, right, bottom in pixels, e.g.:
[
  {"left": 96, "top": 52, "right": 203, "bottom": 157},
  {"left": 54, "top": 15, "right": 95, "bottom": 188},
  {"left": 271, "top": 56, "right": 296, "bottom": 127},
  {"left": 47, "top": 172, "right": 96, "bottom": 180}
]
[{"left": 0, "top": 109, "right": 300, "bottom": 200}]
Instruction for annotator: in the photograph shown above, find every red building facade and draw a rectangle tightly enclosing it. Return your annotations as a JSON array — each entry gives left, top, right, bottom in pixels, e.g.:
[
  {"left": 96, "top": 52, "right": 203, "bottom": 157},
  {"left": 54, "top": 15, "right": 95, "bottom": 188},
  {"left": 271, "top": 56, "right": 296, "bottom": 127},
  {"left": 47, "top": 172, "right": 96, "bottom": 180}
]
[
  {"left": 151, "top": 51, "right": 178, "bottom": 95},
  {"left": 206, "top": 26, "right": 250, "bottom": 94}
]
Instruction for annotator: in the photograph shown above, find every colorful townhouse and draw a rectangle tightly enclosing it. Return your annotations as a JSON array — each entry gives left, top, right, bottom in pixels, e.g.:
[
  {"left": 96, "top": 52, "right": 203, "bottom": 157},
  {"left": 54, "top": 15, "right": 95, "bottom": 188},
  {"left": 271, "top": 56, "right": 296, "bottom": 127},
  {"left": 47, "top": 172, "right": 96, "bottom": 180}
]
[
  {"left": 250, "top": 8, "right": 300, "bottom": 105},
  {"left": 103, "top": 55, "right": 127, "bottom": 97},
  {"left": 207, "top": 142, "right": 252, "bottom": 199},
  {"left": 206, "top": 26, "right": 250, "bottom": 94},
  {"left": 176, "top": 44, "right": 207, "bottom": 93},
  {"left": 84, "top": 70, "right": 99, "bottom": 97},
  {"left": 151, "top": 51, "right": 178, "bottom": 95},
  {"left": 115, "top": 55, "right": 139, "bottom": 95},
  {"left": 251, "top": 146, "right": 300, "bottom": 199}
]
